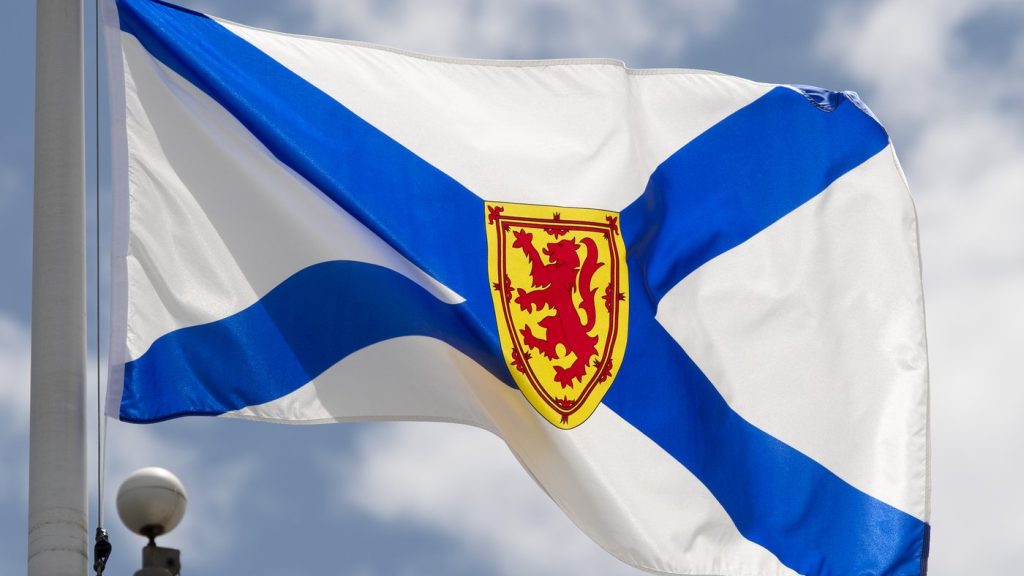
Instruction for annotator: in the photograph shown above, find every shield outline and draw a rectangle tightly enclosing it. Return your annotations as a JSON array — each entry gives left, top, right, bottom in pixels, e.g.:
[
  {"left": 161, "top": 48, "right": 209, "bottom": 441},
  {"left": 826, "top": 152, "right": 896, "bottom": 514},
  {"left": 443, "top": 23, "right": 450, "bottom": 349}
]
[{"left": 485, "top": 201, "right": 629, "bottom": 429}]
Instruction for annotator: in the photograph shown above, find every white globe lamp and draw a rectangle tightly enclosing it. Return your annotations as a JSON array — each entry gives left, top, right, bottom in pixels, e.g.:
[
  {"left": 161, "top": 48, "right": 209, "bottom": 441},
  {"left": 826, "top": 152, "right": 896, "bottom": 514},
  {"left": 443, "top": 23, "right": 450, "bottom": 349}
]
[{"left": 116, "top": 467, "right": 188, "bottom": 544}]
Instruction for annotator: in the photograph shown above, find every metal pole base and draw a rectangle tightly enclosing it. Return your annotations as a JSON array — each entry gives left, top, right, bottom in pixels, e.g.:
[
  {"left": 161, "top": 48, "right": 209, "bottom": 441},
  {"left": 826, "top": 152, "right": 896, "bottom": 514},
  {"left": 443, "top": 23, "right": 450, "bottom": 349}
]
[{"left": 133, "top": 544, "right": 181, "bottom": 576}]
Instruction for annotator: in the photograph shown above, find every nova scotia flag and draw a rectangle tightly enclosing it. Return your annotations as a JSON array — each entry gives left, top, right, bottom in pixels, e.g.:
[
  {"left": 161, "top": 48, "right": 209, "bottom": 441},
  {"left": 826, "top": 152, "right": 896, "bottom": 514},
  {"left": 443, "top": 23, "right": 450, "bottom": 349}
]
[{"left": 104, "top": 0, "right": 931, "bottom": 574}]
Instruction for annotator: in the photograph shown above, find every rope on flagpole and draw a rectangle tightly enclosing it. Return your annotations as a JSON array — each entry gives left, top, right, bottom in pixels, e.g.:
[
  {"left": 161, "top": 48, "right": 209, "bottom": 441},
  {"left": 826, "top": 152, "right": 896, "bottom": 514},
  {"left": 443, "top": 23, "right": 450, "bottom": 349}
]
[{"left": 93, "top": 0, "right": 112, "bottom": 574}]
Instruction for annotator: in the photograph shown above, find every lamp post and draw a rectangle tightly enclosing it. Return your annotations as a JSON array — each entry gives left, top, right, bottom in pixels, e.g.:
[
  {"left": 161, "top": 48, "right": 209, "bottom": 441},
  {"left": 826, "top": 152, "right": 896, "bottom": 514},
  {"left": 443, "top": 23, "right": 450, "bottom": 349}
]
[{"left": 116, "top": 468, "right": 188, "bottom": 576}]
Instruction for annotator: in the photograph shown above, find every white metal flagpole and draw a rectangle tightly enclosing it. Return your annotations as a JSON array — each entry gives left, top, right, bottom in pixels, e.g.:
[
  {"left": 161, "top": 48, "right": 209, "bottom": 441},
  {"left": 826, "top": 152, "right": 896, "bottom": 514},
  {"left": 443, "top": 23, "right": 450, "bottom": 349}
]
[{"left": 29, "top": 0, "right": 88, "bottom": 574}]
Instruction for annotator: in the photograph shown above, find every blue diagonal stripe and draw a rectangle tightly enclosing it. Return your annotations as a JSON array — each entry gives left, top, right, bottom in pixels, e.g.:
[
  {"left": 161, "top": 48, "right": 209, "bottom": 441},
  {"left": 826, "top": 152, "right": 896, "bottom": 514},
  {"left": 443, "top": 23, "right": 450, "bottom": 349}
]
[
  {"left": 604, "top": 266, "right": 927, "bottom": 576},
  {"left": 620, "top": 87, "right": 890, "bottom": 305},
  {"left": 120, "top": 261, "right": 509, "bottom": 422},
  {"left": 116, "top": 1, "right": 928, "bottom": 574}
]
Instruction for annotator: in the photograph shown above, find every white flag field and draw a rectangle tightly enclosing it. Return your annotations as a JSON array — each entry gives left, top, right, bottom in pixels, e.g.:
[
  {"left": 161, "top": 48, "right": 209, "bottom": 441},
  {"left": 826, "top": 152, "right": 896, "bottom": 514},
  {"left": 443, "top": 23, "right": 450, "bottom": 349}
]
[{"left": 103, "top": 0, "right": 930, "bottom": 574}]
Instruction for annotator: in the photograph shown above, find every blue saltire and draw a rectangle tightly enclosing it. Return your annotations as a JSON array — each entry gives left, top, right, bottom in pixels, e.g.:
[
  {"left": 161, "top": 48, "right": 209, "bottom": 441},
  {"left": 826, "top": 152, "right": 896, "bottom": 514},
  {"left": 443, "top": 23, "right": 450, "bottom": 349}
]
[{"left": 116, "top": 1, "right": 929, "bottom": 574}]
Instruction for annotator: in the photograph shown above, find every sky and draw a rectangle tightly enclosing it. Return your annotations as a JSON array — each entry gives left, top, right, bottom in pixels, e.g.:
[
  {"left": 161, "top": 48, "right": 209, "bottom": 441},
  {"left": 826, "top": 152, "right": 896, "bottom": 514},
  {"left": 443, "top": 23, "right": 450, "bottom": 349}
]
[{"left": 1, "top": 0, "right": 1022, "bottom": 574}]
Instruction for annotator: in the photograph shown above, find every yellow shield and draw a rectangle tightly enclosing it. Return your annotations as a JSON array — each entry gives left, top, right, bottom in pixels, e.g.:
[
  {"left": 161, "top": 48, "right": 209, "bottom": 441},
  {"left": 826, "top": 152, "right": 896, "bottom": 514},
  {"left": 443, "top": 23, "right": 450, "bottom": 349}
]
[{"left": 486, "top": 202, "right": 629, "bottom": 429}]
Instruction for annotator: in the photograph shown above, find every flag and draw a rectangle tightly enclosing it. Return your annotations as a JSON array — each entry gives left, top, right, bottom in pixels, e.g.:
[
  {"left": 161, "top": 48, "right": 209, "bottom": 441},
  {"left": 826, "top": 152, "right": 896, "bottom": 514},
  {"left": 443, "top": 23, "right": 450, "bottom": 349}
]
[{"left": 103, "top": 0, "right": 931, "bottom": 574}]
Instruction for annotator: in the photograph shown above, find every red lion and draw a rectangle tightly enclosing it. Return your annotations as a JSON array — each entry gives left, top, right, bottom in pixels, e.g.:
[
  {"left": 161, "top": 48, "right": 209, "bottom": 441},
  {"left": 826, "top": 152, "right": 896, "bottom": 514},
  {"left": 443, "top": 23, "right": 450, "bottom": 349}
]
[{"left": 512, "top": 229, "right": 603, "bottom": 388}]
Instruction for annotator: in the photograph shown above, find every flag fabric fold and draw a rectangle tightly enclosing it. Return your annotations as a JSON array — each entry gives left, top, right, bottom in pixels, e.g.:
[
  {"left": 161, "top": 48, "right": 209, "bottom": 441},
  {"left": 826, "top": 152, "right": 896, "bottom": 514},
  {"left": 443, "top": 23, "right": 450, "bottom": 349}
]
[{"left": 104, "top": 1, "right": 930, "bottom": 574}]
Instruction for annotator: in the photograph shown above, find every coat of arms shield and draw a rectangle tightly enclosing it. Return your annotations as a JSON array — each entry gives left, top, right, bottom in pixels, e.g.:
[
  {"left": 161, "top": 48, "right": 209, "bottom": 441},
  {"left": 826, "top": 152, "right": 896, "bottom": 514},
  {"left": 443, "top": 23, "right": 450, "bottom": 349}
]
[{"left": 486, "top": 202, "right": 629, "bottom": 428}]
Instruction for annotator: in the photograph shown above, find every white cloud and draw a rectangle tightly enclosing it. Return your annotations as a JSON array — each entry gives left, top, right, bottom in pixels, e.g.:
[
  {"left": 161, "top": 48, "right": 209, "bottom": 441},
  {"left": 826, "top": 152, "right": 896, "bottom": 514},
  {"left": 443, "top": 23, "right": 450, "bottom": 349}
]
[
  {"left": 818, "top": 1, "right": 1024, "bottom": 573},
  {"left": 296, "top": 0, "right": 736, "bottom": 64},
  {"left": 0, "top": 315, "right": 31, "bottom": 425},
  {"left": 332, "top": 422, "right": 644, "bottom": 576},
  {"left": 924, "top": 277, "right": 1024, "bottom": 574},
  {"left": 0, "top": 315, "right": 31, "bottom": 502}
]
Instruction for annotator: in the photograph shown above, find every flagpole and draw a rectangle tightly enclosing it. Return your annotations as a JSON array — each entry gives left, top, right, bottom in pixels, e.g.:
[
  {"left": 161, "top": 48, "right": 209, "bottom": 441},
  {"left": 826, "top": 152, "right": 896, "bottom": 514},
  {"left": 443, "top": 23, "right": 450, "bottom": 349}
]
[{"left": 29, "top": 0, "right": 88, "bottom": 574}]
